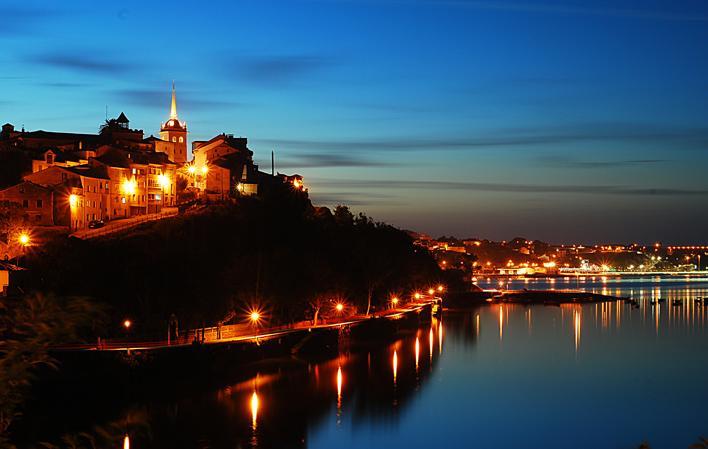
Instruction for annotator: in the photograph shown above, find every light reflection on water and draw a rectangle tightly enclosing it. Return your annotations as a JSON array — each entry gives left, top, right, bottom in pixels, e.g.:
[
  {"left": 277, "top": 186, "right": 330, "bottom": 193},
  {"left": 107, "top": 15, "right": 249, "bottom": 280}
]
[{"left": 57, "top": 277, "right": 708, "bottom": 449}]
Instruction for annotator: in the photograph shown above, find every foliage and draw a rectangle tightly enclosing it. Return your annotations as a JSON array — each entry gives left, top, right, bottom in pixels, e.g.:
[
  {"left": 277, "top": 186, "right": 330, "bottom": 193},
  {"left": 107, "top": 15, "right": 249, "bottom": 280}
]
[
  {"left": 25, "top": 188, "right": 442, "bottom": 336},
  {"left": 0, "top": 294, "right": 106, "bottom": 446}
]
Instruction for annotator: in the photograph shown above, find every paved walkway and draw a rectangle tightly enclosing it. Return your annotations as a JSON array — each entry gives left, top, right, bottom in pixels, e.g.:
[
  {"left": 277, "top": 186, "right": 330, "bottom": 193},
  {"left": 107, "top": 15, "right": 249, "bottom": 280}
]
[
  {"left": 53, "top": 298, "right": 441, "bottom": 352},
  {"left": 70, "top": 208, "right": 178, "bottom": 240}
]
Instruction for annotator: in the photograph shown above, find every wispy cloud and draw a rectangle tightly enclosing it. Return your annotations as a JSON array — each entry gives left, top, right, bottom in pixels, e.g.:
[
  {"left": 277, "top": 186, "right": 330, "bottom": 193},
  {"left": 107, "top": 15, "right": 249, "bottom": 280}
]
[
  {"left": 309, "top": 178, "right": 708, "bottom": 196},
  {"left": 311, "top": 191, "right": 405, "bottom": 206},
  {"left": 228, "top": 54, "right": 336, "bottom": 87},
  {"left": 24, "top": 51, "right": 135, "bottom": 75},
  {"left": 272, "top": 152, "right": 397, "bottom": 168},
  {"left": 318, "top": 0, "right": 708, "bottom": 22},
  {"left": 112, "top": 88, "right": 244, "bottom": 111},
  {"left": 536, "top": 155, "right": 668, "bottom": 169},
  {"left": 258, "top": 122, "right": 708, "bottom": 152},
  {"left": 0, "top": 5, "right": 68, "bottom": 36}
]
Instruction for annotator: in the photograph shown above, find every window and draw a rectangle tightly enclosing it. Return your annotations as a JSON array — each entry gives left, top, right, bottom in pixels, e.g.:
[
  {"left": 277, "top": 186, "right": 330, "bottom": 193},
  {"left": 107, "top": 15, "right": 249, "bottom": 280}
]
[
  {"left": 36, "top": 199, "right": 43, "bottom": 208},
  {"left": 121, "top": 197, "right": 126, "bottom": 204},
  {"left": 172, "top": 137, "right": 176, "bottom": 142},
  {"left": 22, "top": 199, "right": 28, "bottom": 208},
  {"left": 46, "top": 153, "right": 54, "bottom": 164},
  {"left": 179, "top": 137, "right": 183, "bottom": 143},
  {"left": 132, "top": 168, "right": 137, "bottom": 174},
  {"left": 169, "top": 120, "right": 174, "bottom": 127}
]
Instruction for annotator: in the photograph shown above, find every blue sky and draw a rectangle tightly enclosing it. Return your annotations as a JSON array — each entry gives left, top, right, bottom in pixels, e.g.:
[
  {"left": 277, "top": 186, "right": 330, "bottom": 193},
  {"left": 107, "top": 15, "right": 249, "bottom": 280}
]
[{"left": 2, "top": 0, "right": 708, "bottom": 243}]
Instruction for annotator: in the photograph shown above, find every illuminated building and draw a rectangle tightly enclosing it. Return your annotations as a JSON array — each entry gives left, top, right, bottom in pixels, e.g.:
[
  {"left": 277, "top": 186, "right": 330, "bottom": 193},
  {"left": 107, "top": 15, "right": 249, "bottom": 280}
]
[{"left": 159, "top": 83, "right": 188, "bottom": 164}]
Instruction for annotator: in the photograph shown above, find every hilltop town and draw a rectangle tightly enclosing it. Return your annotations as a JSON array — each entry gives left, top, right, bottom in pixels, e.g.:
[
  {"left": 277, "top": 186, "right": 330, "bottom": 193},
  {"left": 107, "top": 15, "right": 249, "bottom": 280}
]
[{"left": 0, "top": 86, "right": 303, "bottom": 265}]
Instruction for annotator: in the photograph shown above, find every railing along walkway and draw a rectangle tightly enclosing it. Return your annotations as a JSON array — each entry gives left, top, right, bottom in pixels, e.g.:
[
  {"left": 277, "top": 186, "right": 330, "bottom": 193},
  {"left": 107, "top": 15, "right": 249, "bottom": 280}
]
[
  {"left": 53, "top": 298, "right": 440, "bottom": 352},
  {"left": 70, "top": 208, "right": 178, "bottom": 240}
]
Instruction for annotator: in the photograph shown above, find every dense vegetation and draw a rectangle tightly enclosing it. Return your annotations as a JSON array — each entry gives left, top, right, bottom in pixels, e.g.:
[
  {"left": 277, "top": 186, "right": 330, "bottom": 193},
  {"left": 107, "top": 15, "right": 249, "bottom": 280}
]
[{"left": 24, "top": 186, "right": 442, "bottom": 337}]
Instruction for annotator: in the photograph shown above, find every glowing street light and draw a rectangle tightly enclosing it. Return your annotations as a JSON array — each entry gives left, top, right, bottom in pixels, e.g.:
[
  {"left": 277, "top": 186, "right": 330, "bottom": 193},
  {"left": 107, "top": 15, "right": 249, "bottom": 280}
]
[
  {"left": 157, "top": 174, "right": 170, "bottom": 190},
  {"left": 427, "top": 288, "right": 435, "bottom": 295},
  {"left": 437, "top": 285, "right": 444, "bottom": 293},
  {"left": 414, "top": 292, "right": 421, "bottom": 300},
  {"left": 69, "top": 194, "right": 78, "bottom": 208},
  {"left": 187, "top": 165, "right": 196, "bottom": 175},
  {"left": 201, "top": 165, "right": 209, "bottom": 175},
  {"left": 18, "top": 232, "right": 30, "bottom": 247},
  {"left": 335, "top": 302, "right": 344, "bottom": 313},
  {"left": 250, "top": 311, "right": 261, "bottom": 323},
  {"left": 123, "top": 319, "right": 132, "bottom": 329},
  {"left": 391, "top": 296, "right": 399, "bottom": 306},
  {"left": 121, "top": 178, "right": 137, "bottom": 195},
  {"left": 123, "top": 434, "right": 130, "bottom": 449}
]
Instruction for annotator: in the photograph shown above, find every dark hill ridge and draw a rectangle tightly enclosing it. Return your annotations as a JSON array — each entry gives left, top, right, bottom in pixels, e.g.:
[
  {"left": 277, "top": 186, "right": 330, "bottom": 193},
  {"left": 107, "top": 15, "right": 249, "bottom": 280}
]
[{"left": 25, "top": 189, "right": 442, "bottom": 337}]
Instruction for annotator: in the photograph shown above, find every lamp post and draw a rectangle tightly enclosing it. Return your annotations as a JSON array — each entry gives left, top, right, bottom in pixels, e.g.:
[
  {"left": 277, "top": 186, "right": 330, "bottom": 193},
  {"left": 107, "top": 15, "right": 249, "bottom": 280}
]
[{"left": 17, "top": 232, "right": 30, "bottom": 266}]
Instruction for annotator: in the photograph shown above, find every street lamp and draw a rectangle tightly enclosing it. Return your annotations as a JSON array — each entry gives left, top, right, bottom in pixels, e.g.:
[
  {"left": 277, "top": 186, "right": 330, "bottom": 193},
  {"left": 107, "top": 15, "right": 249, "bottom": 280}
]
[
  {"left": 335, "top": 302, "right": 344, "bottom": 313},
  {"left": 121, "top": 178, "right": 137, "bottom": 195},
  {"left": 123, "top": 319, "right": 132, "bottom": 329},
  {"left": 18, "top": 232, "right": 30, "bottom": 246},
  {"left": 391, "top": 297, "right": 399, "bottom": 308},
  {"left": 427, "top": 288, "right": 435, "bottom": 295},
  {"left": 158, "top": 174, "right": 170, "bottom": 189},
  {"left": 414, "top": 292, "right": 421, "bottom": 300},
  {"left": 437, "top": 285, "right": 444, "bottom": 293}
]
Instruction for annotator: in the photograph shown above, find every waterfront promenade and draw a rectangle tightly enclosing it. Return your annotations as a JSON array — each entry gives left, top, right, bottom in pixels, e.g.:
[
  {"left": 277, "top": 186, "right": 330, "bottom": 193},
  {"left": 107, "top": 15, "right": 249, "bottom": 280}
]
[{"left": 53, "top": 296, "right": 441, "bottom": 352}]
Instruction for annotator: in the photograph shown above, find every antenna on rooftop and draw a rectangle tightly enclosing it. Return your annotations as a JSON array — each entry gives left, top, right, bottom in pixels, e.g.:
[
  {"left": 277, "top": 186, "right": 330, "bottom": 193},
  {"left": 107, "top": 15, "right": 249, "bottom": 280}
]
[
  {"left": 105, "top": 105, "right": 108, "bottom": 121},
  {"left": 271, "top": 150, "right": 275, "bottom": 176}
]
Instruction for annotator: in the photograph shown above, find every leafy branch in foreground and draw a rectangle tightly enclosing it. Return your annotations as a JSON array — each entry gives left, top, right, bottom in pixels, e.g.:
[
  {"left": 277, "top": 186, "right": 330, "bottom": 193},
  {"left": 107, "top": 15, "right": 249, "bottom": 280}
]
[{"left": 0, "top": 294, "right": 106, "bottom": 445}]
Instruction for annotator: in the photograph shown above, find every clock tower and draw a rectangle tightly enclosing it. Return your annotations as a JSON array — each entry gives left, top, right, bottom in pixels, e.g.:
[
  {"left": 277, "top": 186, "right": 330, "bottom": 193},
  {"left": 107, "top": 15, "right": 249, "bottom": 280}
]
[{"left": 159, "top": 82, "right": 187, "bottom": 164}]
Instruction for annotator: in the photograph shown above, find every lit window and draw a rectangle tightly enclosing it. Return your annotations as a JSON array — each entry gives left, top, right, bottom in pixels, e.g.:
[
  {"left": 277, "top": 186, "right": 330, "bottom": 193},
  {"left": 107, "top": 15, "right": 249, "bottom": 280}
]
[
  {"left": 179, "top": 137, "right": 183, "bottom": 143},
  {"left": 172, "top": 137, "right": 176, "bottom": 142},
  {"left": 169, "top": 120, "right": 174, "bottom": 126},
  {"left": 121, "top": 197, "right": 126, "bottom": 204}
]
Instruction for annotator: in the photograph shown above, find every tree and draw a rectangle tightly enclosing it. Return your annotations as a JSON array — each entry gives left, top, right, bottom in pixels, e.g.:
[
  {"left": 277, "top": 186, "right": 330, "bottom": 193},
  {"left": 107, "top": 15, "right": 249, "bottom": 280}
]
[{"left": 0, "top": 294, "right": 105, "bottom": 444}]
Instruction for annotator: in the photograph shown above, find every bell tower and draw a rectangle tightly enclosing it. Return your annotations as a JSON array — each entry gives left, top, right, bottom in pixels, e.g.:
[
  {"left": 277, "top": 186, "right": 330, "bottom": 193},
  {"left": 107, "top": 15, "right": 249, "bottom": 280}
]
[{"left": 159, "top": 82, "right": 187, "bottom": 163}]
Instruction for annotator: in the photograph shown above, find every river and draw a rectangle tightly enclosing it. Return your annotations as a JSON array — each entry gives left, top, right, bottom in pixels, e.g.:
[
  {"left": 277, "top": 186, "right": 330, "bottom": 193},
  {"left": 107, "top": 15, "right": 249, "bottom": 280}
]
[{"left": 29, "top": 275, "right": 708, "bottom": 448}]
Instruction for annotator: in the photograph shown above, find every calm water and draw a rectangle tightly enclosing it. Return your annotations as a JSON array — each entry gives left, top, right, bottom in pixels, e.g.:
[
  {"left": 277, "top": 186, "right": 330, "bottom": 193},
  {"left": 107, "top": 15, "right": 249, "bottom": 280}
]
[{"left": 46, "top": 276, "right": 708, "bottom": 448}]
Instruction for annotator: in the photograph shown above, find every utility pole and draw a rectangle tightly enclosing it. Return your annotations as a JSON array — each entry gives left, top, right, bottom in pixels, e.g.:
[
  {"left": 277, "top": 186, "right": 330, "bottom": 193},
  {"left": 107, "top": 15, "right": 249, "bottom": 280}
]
[{"left": 271, "top": 150, "right": 275, "bottom": 176}]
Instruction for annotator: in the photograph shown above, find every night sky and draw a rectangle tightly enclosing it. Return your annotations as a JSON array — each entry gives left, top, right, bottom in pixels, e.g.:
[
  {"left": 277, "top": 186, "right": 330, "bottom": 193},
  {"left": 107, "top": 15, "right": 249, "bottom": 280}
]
[{"left": 2, "top": 0, "right": 708, "bottom": 244}]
